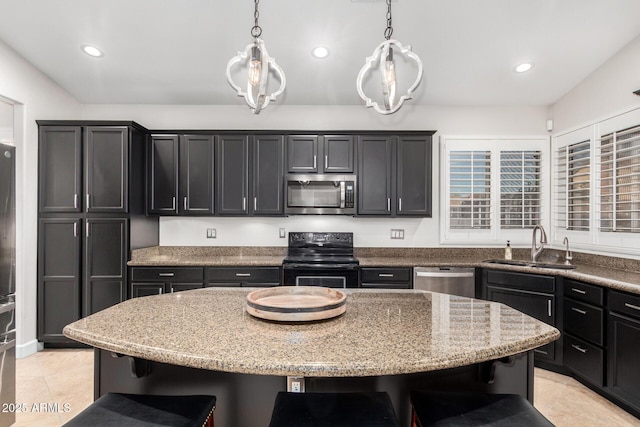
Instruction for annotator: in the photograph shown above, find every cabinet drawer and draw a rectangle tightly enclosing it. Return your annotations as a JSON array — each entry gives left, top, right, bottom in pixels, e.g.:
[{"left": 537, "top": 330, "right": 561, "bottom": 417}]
[
  {"left": 206, "top": 267, "right": 281, "bottom": 283},
  {"left": 131, "top": 267, "right": 204, "bottom": 282},
  {"left": 609, "top": 290, "right": 640, "bottom": 319},
  {"left": 564, "top": 298, "right": 604, "bottom": 346},
  {"left": 565, "top": 279, "right": 604, "bottom": 306},
  {"left": 564, "top": 334, "right": 604, "bottom": 387},
  {"left": 485, "top": 270, "right": 555, "bottom": 293},
  {"left": 361, "top": 268, "right": 411, "bottom": 283}
]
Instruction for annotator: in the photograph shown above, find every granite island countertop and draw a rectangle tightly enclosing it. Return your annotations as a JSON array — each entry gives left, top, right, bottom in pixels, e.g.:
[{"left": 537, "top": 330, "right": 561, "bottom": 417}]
[{"left": 64, "top": 288, "right": 559, "bottom": 377}]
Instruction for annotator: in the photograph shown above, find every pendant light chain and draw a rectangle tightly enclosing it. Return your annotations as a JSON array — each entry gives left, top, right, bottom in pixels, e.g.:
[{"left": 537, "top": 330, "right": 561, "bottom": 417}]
[
  {"left": 251, "top": 0, "right": 262, "bottom": 39},
  {"left": 384, "top": 0, "right": 393, "bottom": 40}
]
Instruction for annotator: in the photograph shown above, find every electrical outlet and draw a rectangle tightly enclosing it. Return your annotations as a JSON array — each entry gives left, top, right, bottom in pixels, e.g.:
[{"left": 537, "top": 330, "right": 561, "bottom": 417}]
[
  {"left": 279, "top": 228, "right": 286, "bottom": 238},
  {"left": 287, "top": 376, "right": 305, "bottom": 393},
  {"left": 390, "top": 229, "right": 405, "bottom": 239},
  {"left": 206, "top": 228, "right": 216, "bottom": 238}
]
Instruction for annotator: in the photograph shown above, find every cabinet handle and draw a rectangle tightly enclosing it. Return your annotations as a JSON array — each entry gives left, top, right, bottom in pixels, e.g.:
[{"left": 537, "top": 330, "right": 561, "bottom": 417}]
[
  {"left": 378, "top": 273, "right": 395, "bottom": 277},
  {"left": 624, "top": 302, "right": 640, "bottom": 312},
  {"left": 254, "top": 197, "right": 257, "bottom": 211},
  {"left": 571, "top": 288, "right": 587, "bottom": 295},
  {"left": 74, "top": 194, "right": 79, "bottom": 209},
  {"left": 387, "top": 198, "right": 391, "bottom": 212},
  {"left": 547, "top": 299, "right": 552, "bottom": 317},
  {"left": 325, "top": 155, "right": 328, "bottom": 168},
  {"left": 158, "top": 273, "right": 175, "bottom": 277},
  {"left": 172, "top": 197, "right": 176, "bottom": 211},
  {"left": 86, "top": 194, "right": 90, "bottom": 209},
  {"left": 571, "top": 344, "right": 588, "bottom": 354},
  {"left": 242, "top": 197, "right": 247, "bottom": 211},
  {"left": 73, "top": 222, "right": 78, "bottom": 237},
  {"left": 313, "top": 155, "right": 317, "bottom": 169},
  {"left": 534, "top": 349, "right": 548, "bottom": 355},
  {"left": 183, "top": 197, "right": 188, "bottom": 210},
  {"left": 399, "top": 198, "right": 402, "bottom": 212},
  {"left": 571, "top": 307, "right": 587, "bottom": 315},
  {"left": 235, "top": 273, "right": 251, "bottom": 277},
  {"left": 86, "top": 223, "right": 90, "bottom": 237}
]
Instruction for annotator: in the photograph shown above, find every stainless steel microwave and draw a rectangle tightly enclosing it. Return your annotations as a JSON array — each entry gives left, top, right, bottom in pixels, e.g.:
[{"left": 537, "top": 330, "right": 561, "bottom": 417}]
[{"left": 285, "top": 174, "right": 356, "bottom": 215}]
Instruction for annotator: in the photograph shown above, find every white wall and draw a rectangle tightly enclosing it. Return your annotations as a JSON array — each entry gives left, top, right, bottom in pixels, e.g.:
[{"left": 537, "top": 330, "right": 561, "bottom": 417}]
[
  {"left": 0, "top": 40, "right": 81, "bottom": 357},
  {"left": 82, "top": 103, "right": 549, "bottom": 247},
  {"left": 550, "top": 33, "right": 640, "bottom": 132}
]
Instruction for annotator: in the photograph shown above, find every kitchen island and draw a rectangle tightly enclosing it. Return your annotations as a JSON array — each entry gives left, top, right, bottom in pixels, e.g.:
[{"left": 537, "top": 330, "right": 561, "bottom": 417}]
[{"left": 64, "top": 288, "right": 559, "bottom": 427}]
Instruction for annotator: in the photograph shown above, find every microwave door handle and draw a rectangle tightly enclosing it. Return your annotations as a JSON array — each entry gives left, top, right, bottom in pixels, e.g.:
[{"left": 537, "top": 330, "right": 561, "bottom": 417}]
[{"left": 340, "top": 181, "right": 346, "bottom": 208}]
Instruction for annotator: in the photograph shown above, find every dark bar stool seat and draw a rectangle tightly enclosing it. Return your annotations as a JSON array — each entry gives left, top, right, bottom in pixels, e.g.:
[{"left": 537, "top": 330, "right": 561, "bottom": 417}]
[
  {"left": 62, "top": 393, "right": 216, "bottom": 427},
  {"left": 410, "top": 390, "right": 553, "bottom": 427},
  {"left": 269, "top": 391, "right": 401, "bottom": 427}
]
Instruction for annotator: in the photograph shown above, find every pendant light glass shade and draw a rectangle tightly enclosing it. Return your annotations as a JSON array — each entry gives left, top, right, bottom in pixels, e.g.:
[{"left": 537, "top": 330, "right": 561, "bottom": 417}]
[{"left": 357, "top": 39, "right": 423, "bottom": 115}]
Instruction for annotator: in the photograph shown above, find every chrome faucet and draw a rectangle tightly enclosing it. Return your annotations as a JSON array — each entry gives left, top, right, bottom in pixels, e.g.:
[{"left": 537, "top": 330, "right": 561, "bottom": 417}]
[
  {"left": 563, "top": 237, "right": 573, "bottom": 265},
  {"left": 531, "top": 225, "right": 548, "bottom": 262}
]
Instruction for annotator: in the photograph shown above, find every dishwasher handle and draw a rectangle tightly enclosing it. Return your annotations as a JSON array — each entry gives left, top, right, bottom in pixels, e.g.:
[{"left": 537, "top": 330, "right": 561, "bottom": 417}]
[{"left": 415, "top": 270, "right": 475, "bottom": 278}]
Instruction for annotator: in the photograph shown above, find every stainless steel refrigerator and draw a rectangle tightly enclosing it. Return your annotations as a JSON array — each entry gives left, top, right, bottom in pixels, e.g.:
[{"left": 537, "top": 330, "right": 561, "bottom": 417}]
[{"left": 0, "top": 143, "right": 16, "bottom": 427}]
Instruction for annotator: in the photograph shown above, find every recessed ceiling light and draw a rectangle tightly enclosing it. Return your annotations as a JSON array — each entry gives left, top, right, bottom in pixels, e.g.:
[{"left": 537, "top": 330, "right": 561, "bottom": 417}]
[
  {"left": 515, "top": 62, "right": 533, "bottom": 73},
  {"left": 311, "top": 46, "right": 330, "bottom": 59},
  {"left": 82, "top": 44, "right": 104, "bottom": 58}
]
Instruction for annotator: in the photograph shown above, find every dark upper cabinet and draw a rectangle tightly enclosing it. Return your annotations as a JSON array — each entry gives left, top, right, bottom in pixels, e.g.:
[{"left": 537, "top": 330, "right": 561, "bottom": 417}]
[
  {"left": 148, "top": 134, "right": 215, "bottom": 215},
  {"left": 323, "top": 135, "right": 354, "bottom": 173},
  {"left": 357, "top": 136, "right": 394, "bottom": 215},
  {"left": 396, "top": 135, "right": 432, "bottom": 216},
  {"left": 148, "top": 135, "right": 179, "bottom": 214},
  {"left": 179, "top": 135, "right": 215, "bottom": 215},
  {"left": 252, "top": 135, "right": 284, "bottom": 215},
  {"left": 357, "top": 133, "right": 432, "bottom": 217},
  {"left": 37, "top": 218, "right": 81, "bottom": 343},
  {"left": 216, "top": 135, "right": 250, "bottom": 215},
  {"left": 38, "top": 126, "right": 82, "bottom": 213},
  {"left": 85, "top": 127, "right": 128, "bottom": 213},
  {"left": 287, "top": 135, "right": 319, "bottom": 173},
  {"left": 83, "top": 218, "right": 128, "bottom": 316}
]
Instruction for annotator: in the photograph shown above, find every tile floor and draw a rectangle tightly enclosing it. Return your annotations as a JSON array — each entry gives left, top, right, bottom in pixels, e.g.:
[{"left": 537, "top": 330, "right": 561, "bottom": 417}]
[{"left": 13, "top": 349, "right": 640, "bottom": 426}]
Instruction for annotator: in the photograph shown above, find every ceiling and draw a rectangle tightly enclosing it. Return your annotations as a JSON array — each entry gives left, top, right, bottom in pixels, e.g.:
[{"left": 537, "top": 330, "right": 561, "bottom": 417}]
[{"left": 1, "top": 0, "right": 640, "bottom": 108}]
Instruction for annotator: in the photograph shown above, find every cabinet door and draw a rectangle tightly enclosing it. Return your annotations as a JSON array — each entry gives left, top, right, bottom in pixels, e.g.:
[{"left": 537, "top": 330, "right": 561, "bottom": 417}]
[
  {"left": 85, "top": 127, "right": 128, "bottom": 213},
  {"left": 252, "top": 135, "right": 284, "bottom": 215},
  {"left": 38, "top": 126, "right": 82, "bottom": 213},
  {"left": 396, "top": 135, "right": 432, "bottom": 216},
  {"left": 179, "top": 135, "right": 214, "bottom": 215},
  {"left": 131, "top": 283, "right": 165, "bottom": 298},
  {"left": 323, "top": 135, "right": 354, "bottom": 173},
  {"left": 38, "top": 218, "right": 81, "bottom": 342},
  {"left": 287, "top": 135, "right": 318, "bottom": 173},
  {"left": 84, "top": 218, "right": 127, "bottom": 316},
  {"left": 487, "top": 286, "right": 555, "bottom": 360},
  {"left": 357, "top": 136, "right": 393, "bottom": 215},
  {"left": 169, "top": 283, "right": 204, "bottom": 293},
  {"left": 216, "top": 135, "right": 249, "bottom": 215},
  {"left": 608, "top": 312, "right": 640, "bottom": 410},
  {"left": 148, "top": 135, "right": 179, "bottom": 214}
]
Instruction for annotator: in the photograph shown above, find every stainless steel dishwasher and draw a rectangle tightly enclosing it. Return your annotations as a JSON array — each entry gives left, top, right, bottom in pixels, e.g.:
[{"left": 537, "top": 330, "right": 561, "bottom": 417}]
[{"left": 413, "top": 267, "right": 476, "bottom": 297}]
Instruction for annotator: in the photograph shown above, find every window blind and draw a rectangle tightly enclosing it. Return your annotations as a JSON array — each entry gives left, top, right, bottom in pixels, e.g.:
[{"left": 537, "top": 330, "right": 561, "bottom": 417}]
[
  {"left": 555, "top": 140, "right": 590, "bottom": 231},
  {"left": 500, "top": 151, "right": 542, "bottom": 229},
  {"left": 598, "top": 124, "right": 640, "bottom": 233},
  {"left": 449, "top": 151, "right": 491, "bottom": 229}
]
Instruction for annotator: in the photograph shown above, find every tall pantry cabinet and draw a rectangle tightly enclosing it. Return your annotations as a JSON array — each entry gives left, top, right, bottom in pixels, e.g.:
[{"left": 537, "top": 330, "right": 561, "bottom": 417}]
[{"left": 37, "top": 121, "right": 158, "bottom": 345}]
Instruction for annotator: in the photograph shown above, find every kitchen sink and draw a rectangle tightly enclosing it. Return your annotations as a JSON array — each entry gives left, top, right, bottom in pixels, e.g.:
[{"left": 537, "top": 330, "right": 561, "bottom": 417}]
[{"left": 483, "top": 259, "right": 576, "bottom": 270}]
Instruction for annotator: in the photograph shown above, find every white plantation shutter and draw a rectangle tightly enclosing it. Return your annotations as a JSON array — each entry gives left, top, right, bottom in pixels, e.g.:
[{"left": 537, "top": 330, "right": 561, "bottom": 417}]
[
  {"left": 597, "top": 124, "right": 640, "bottom": 233},
  {"left": 500, "top": 151, "right": 542, "bottom": 228},
  {"left": 555, "top": 140, "right": 590, "bottom": 231},
  {"left": 449, "top": 151, "right": 491, "bottom": 229}
]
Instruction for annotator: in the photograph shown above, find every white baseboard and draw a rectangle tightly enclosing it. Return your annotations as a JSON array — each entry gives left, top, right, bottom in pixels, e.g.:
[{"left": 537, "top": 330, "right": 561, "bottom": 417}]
[{"left": 16, "top": 339, "right": 43, "bottom": 359}]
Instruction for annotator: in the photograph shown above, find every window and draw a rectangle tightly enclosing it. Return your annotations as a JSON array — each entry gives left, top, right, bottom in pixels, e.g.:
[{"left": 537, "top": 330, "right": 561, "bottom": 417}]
[
  {"left": 441, "top": 137, "right": 549, "bottom": 245},
  {"left": 554, "top": 138, "right": 590, "bottom": 232}
]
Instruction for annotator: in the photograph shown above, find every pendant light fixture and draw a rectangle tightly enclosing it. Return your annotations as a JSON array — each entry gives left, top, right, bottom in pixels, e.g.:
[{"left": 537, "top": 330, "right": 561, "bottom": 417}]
[
  {"left": 356, "top": 0, "right": 423, "bottom": 115},
  {"left": 226, "top": 0, "right": 286, "bottom": 114}
]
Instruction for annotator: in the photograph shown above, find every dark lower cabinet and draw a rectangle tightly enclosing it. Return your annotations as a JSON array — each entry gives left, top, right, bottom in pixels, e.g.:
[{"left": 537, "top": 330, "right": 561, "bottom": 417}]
[
  {"left": 481, "top": 269, "right": 561, "bottom": 366},
  {"left": 607, "top": 290, "right": 640, "bottom": 413},
  {"left": 130, "top": 267, "right": 205, "bottom": 297},
  {"left": 206, "top": 267, "right": 281, "bottom": 287},
  {"left": 360, "top": 267, "right": 412, "bottom": 289}
]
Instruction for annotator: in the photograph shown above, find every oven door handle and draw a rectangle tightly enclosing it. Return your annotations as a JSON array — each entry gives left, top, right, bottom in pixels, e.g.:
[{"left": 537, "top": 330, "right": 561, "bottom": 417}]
[{"left": 283, "top": 263, "right": 359, "bottom": 270}]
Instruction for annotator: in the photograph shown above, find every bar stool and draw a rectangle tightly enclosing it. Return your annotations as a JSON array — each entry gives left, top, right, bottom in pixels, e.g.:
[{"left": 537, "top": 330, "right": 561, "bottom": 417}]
[
  {"left": 62, "top": 393, "right": 216, "bottom": 427},
  {"left": 410, "top": 390, "right": 553, "bottom": 427},
  {"left": 269, "top": 391, "right": 401, "bottom": 427}
]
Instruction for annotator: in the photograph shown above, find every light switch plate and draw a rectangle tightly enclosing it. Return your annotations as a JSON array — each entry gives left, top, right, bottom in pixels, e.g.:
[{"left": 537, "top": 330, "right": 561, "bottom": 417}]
[
  {"left": 279, "top": 228, "right": 286, "bottom": 238},
  {"left": 206, "top": 228, "right": 216, "bottom": 238}
]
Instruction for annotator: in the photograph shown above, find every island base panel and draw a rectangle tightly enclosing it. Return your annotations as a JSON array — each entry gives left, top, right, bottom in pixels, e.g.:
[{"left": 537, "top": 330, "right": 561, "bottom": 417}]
[{"left": 95, "top": 350, "right": 534, "bottom": 427}]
